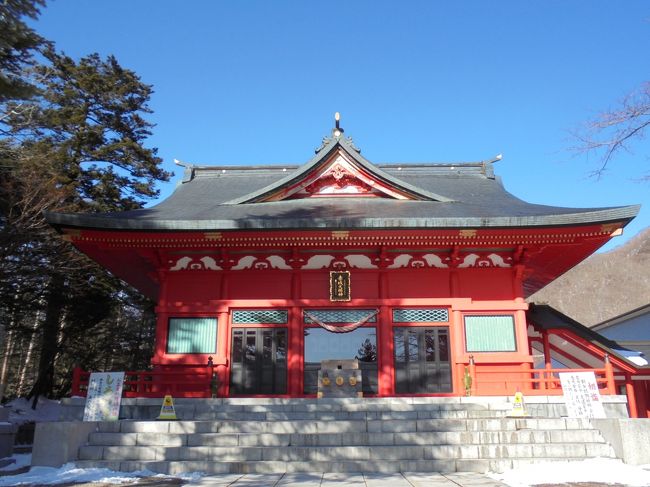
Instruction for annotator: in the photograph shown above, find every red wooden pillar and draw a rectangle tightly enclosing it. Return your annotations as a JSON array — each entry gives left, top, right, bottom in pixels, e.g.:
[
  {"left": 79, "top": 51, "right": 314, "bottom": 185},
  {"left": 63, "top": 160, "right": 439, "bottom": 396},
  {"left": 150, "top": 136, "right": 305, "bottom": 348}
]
[
  {"left": 376, "top": 259, "right": 394, "bottom": 396},
  {"left": 288, "top": 306, "right": 304, "bottom": 396},
  {"left": 288, "top": 254, "right": 304, "bottom": 396},
  {"left": 152, "top": 269, "right": 169, "bottom": 366},
  {"left": 450, "top": 308, "right": 465, "bottom": 395},
  {"left": 216, "top": 309, "right": 230, "bottom": 397},
  {"left": 635, "top": 381, "right": 650, "bottom": 418},
  {"left": 624, "top": 375, "right": 638, "bottom": 418},
  {"left": 377, "top": 305, "right": 393, "bottom": 396},
  {"left": 604, "top": 354, "right": 616, "bottom": 395}
]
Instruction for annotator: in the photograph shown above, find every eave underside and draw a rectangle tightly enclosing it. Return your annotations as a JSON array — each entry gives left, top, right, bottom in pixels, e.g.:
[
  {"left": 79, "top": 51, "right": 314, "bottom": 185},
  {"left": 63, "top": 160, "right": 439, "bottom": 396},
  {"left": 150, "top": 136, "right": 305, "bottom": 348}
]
[
  {"left": 45, "top": 203, "right": 640, "bottom": 232},
  {"left": 63, "top": 223, "right": 628, "bottom": 300}
]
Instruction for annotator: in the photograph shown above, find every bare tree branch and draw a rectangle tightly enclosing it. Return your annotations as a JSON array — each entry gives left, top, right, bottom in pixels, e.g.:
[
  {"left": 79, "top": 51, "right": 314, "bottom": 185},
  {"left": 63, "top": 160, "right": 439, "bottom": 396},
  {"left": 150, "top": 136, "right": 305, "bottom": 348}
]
[{"left": 570, "top": 82, "right": 650, "bottom": 179}]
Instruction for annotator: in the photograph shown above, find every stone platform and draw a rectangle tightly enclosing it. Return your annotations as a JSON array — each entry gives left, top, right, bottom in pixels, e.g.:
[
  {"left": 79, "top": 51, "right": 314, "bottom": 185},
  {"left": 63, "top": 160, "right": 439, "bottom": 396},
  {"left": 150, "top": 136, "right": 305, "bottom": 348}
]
[{"left": 31, "top": 396, "right": 635, "bottom": 475}]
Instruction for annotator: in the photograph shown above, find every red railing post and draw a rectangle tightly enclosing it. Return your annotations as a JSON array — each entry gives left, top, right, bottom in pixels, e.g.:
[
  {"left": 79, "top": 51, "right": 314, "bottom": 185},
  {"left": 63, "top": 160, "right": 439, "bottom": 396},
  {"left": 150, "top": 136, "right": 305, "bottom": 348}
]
[
  {"left": 207, "top": 356, "right": 216, "bottom": 398},
  {"left": 604, "top": 354, "right": 616, "bottom": 395},
  {"left": 72, "top": 367, "right": 82, "bottom": 396},
  {"left": 468, "top": 355, "right": 477, "bottom": 396},
  {"left": 624, "top": 374, "right": 638, "bottom": 418},
  {"left": 545, "top": 363, "right": 555, "bottom": 390}
]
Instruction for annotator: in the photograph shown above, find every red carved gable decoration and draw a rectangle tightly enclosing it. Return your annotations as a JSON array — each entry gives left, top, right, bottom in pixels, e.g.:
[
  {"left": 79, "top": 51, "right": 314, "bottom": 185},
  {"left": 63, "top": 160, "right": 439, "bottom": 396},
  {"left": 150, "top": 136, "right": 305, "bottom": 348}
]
[
  {"left": 274, "top": 150, "right": 414, "bottom": 201},
  {"left": 303, "top": 162, "right": 374, "bottom": 196}
]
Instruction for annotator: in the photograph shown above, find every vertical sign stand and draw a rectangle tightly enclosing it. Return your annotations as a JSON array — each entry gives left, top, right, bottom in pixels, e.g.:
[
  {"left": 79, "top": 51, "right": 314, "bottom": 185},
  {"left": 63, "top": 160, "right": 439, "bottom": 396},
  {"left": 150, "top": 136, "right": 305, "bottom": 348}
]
[{"left": 83, "top": 372, "right": 125, "bottom": 421}]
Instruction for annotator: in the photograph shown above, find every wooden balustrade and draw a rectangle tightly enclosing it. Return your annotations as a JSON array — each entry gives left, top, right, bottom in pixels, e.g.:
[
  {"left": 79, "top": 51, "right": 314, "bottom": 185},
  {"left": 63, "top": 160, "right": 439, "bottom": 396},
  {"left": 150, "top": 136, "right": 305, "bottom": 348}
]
[
  {"left": 71, "top": 362, "right": 617, "bottom": 399},
  {"left": 465, "top": 363, "right": 616, "bottom": 396},
  {"left": 71, "top": 367, "right": 213, "bottom": 398}
]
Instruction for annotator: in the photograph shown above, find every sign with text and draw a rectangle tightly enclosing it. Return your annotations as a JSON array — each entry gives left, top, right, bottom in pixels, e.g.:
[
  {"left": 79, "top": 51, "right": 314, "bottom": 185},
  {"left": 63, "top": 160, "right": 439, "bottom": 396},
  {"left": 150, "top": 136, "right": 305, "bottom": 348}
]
[
  {"left": 559, "top": 371, "right": 606, "bottom": 419},
  {"left": 83, "top": 372, "right": 125, "bottom": 421},
  {"left": 329, "top": 271, "right": 351, "bottom": 301}
]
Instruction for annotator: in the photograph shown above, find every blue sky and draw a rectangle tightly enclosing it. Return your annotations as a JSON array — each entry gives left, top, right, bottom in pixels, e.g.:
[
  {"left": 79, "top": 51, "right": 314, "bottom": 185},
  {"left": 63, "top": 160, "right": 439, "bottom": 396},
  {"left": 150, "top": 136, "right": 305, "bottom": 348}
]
[{"left": 34, "top": 1, "right": 649, "bottom": 250}]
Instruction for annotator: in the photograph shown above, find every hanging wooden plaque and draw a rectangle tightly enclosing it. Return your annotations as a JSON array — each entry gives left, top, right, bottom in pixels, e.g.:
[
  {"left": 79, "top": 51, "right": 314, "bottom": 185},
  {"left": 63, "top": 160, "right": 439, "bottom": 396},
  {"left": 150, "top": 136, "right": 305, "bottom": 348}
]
[{"left": 329, "top": 271, "right": 351, "bottom": 301}]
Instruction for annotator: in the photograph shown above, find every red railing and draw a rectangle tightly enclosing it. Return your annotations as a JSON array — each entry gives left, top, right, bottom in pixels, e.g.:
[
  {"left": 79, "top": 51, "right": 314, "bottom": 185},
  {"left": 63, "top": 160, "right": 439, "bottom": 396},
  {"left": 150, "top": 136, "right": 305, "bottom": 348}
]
[
  {"left": 72, "top": 367, "right": 214, "bottom": 398},
  {"left": 466, "top": 358, "right": 617, "bottom": 396}
]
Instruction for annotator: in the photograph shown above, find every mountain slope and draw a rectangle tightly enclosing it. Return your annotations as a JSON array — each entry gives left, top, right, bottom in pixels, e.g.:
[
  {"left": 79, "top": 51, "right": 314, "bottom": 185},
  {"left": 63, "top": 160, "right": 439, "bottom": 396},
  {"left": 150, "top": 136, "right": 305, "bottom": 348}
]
[{"left": 529, "top": 227, "right": 650, "bottom": 327}]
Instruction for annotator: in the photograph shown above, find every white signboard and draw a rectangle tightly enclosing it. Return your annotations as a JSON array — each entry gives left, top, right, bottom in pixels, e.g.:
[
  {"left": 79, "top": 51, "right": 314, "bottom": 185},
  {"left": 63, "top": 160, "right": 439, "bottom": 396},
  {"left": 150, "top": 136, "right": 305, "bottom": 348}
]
[
  {"left": 83, "top": 372, "right": 125, "bottom": 421},
  {"left": 559, "top": 371, "right": 606, "bottom": 419}
]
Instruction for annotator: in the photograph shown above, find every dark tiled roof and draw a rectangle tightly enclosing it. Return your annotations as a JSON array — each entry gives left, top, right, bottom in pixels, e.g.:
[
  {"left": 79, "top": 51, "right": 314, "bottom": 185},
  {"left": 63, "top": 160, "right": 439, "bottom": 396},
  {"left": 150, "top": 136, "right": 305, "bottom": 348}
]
[
  {"left": 45, "top": 136, "right": 640, "bottom": 231},
  {"left": 527, "top": 304, "right": 646, "bottom": 369}
]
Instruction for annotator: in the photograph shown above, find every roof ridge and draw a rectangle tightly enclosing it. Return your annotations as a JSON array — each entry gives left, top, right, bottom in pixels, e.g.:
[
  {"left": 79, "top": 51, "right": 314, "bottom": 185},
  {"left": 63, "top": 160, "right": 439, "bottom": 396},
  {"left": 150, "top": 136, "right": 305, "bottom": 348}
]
[{"left": 177, "top": 161, "right": 495, "bottom": 171}]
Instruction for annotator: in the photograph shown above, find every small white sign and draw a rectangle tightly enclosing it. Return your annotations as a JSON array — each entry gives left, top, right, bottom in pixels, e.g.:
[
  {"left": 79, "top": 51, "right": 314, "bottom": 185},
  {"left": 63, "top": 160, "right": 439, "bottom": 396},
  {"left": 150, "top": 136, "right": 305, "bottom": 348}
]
[
  {"left": 83, "top": 372, "right": 125, "bottom": 421},
  {"left": 559, "top": 371, "right": 606, "bottom": 419}
]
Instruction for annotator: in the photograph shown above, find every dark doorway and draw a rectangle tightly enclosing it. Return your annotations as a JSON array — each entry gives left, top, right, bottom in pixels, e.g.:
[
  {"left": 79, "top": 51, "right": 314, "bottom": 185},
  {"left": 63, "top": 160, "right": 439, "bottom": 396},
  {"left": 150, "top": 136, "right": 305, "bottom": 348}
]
[
  {"left": 394, "top": 327, "right": 451, "bottom": 393},
  {"left": 230, "top": 327, "right": 287, "bottom": 394},
  {"left": 303, "top": 326, "right": 378, "bottom": 395}
]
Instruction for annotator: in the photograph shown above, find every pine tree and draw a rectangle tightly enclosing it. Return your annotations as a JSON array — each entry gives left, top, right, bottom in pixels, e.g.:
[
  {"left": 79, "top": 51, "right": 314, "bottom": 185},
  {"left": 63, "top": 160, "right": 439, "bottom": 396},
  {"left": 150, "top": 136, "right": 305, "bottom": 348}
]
[
  {"left": 0, "top": 46, "right": 170, "bottom": 402},
  {"left": 0, "top": 0, "right": 47, "bottom": 101}
]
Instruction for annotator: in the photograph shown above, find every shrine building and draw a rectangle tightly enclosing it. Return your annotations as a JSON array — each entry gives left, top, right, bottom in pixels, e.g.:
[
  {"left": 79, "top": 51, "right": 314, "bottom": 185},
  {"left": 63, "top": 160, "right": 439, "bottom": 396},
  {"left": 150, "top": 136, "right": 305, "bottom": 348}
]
[{"left": 46, "top": 118, "right": 650, "bottom": 416}]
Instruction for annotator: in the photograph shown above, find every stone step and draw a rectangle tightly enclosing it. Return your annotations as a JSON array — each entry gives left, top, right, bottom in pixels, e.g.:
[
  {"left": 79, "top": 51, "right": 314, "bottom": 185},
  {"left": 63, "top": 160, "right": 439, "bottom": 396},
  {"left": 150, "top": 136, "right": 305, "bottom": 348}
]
[
  {"left": 118, "top": 409, "right": 526, "bottom": 421},
  {"left": 79, "top": 442, "right": 615, "bottom": 463},
  {"left": 94, "top": 417, "right": 592, "bottom": 434},
  {"left": 88, "top": 428, "right": 608, "bottom": 447},
  {"left": 75, "top": 459, "right": 463, "bottom": 474},
  {"left": 74, "top": 455, "right": 609, "bottom": 475},
  {"left": 61, "top": 396, "right": 631, "bottom": 422}
]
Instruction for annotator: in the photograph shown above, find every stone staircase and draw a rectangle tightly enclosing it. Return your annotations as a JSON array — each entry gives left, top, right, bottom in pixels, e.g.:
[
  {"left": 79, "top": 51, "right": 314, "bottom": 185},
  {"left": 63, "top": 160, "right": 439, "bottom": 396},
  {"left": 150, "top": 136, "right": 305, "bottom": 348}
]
[{"left": 73, "top": 398, "right": 618, "bottom": 475}]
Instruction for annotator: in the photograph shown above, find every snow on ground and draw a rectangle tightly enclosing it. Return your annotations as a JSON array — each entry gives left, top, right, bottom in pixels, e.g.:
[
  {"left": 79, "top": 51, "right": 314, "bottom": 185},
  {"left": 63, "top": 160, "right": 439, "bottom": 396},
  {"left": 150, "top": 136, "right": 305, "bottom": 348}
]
[
  {"left": 0, "top": 455, "right": 647, "bottom": 486},
  {"left": 0, "top": 456, "right": 202, "bottom": 486},
  {"left": 0, "top": 453, "right": 31, "bottom": 471},
  {"left": 5, "top": 398, "right": 62, "bottom": 424},
  {"left": 490, "top": 458, "right": 650, "bottom": 486}
]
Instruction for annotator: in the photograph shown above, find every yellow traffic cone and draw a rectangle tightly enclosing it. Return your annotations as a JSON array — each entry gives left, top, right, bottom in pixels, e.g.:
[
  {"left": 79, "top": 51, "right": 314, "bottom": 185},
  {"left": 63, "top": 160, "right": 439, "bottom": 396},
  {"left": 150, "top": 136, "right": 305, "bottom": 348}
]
[
  {"left": 508, "top": 390, "right": 529, "bottom": 417},
  {"left": 157, "top": 395, "right": 177, "bottom": 420}
]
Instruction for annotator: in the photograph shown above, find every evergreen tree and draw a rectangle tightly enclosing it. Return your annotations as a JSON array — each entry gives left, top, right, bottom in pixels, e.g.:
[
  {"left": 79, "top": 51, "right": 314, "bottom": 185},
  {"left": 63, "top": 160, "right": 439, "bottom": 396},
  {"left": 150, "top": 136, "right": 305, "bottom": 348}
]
[
  {"left": 356, "top": 339, "right": 377, "bottom": 362},
  {"left": 0, "top": 46, "right": 170, "bottom": 402},
  {"left": 0, "top": 0, "right": 47, "bottom": 101}
]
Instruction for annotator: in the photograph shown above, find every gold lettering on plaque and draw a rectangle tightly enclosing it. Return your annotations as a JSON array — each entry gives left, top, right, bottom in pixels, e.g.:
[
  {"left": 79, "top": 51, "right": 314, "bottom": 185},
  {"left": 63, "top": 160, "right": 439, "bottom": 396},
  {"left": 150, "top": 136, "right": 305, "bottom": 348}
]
[{"left": 329, "top": 271, "right": 351, "bottom": 301}]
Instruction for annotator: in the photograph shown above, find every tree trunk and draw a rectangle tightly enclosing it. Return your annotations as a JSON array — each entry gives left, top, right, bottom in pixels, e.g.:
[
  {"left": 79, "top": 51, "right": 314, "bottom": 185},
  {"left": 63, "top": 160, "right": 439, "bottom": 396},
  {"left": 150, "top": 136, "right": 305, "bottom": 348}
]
[
  {"left": 17, "top": 315, "right": 40, "bottom": 396},
  {"left": 0, "top": 329, "right": 14, "bottom": 386},
  {"left": 27, "top": 273, "right": 65, "bottom": 406}
]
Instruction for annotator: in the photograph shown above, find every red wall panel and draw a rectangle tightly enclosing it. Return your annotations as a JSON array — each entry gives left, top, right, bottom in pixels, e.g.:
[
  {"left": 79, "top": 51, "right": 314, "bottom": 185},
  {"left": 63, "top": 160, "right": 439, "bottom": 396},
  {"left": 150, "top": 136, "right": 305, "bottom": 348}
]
[
  {"left": 458, "top": 269, "right": 515, "bottom": 300},
  {"left": 387, "top": 270, "right": 451, "bottom": 298},
  {"left": 166, "top": 273, "right": 220, "bottom": 304},
  {"left": 228, "top": 272, "right": 292, "bottom": 299}
]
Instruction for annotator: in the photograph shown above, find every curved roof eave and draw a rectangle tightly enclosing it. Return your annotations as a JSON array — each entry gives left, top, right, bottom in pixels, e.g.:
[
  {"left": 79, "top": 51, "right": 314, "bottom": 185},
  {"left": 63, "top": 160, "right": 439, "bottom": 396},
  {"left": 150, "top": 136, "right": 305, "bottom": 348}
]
[{"left": 45, "top": 204, "right": 641, "bottom": 232}]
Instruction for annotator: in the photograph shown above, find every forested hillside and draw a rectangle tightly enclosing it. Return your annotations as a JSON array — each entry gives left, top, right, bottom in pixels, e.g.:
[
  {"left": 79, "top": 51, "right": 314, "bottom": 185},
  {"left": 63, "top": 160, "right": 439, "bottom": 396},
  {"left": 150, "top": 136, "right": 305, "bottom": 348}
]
[{"left": 530, "top": 227, "right": 650, "bottom": 327}]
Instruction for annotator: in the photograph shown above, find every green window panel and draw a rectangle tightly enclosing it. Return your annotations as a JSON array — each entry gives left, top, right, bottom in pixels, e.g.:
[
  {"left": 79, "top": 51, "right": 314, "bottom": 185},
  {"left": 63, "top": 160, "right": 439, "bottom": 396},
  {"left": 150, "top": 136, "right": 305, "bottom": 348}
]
[
  {"left": 464, "top": 315, "right": 516, "bottom": 352},
  {"left": 232, "top": 310, "right": 288, "bottom": 324},
  {"left": 167, "top": 318, "right": 217, "bottom": 354},
  {"left": 392, "top": 308, "right": 448, "bottom": 323}
]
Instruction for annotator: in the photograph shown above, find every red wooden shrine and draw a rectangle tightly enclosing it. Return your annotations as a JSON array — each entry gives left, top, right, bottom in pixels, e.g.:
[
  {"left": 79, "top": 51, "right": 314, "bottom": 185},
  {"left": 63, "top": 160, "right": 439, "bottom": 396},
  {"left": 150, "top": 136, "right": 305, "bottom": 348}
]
[{"left": 48, "top": 118, "right": 650, "bottom": 417}]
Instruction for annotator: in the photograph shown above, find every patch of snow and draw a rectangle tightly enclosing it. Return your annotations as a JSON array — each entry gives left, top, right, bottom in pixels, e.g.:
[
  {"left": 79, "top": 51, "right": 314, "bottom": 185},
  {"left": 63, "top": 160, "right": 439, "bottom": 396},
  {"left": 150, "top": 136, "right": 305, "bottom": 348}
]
[
  {"left": 0, "top": 461, "right": 204, "bottom": 486},
  {"left": 5, "top": 398, "right": 62, "bottom": 424},
  {"left": 626, "top": 355, "right": 649, "bottom": 366},
  {"left": 0, "top": 453, "right": 31, "bottom": 471},
  {"left": 490, "top": 458, "right": 650, "bottom": 487}
]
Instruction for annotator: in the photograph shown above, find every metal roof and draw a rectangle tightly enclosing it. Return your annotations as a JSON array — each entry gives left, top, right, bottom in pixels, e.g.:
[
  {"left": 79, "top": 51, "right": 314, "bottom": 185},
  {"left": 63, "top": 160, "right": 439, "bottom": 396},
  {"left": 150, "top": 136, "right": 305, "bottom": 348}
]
[
  {"left": 528, "top": 304, "right": 647, "bottom": 369},
  {"left": 45, "top": 133, "right": 640, "bottom": 232}
]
